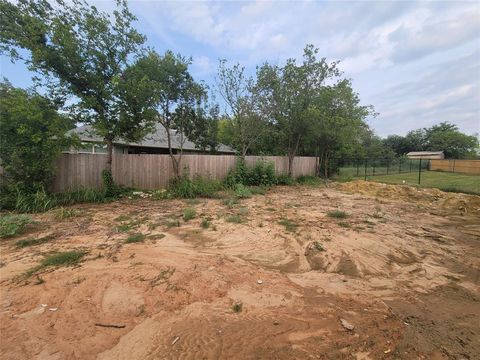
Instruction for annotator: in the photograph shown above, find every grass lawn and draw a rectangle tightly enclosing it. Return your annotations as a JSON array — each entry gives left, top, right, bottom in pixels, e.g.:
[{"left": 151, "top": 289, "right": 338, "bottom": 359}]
[{"left": 365, "top": 171, "right": 480, "bottom": 195}]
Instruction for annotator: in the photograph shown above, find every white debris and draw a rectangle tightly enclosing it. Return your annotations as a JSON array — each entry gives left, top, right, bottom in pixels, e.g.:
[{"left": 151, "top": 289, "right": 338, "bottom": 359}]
[
  {"left": 172, "top": 336, "right": 180, "bottom": 345},
  {"left": 340, "top": 318, "right": 354, "bottom": 331},
  {"left": 257, "top": 280, "right": 263, "bottom": 284}
]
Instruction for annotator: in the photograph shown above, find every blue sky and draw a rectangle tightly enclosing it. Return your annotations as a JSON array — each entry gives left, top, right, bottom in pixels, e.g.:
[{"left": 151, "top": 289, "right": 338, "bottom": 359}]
[{"left": 1, "top": 0, "right": 479, "bottom": 137}]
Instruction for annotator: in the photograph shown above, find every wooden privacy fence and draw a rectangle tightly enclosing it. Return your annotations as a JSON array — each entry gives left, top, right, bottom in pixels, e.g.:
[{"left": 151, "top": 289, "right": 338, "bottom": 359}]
[
  {"left": 51, "top": 154, "right": 317, "bottom": 192},
  {"left": 430, "top": 159, "right": 480, "bottom": 175}
]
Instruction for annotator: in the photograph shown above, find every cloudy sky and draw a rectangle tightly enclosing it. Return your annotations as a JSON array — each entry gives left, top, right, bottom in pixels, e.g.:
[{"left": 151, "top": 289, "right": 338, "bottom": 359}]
[{"left": 1, "top": 0, "right": 479, "bottom": 137}]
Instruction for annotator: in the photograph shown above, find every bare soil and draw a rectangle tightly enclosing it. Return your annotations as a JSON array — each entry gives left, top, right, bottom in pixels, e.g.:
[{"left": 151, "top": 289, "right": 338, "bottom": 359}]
[{"left": 1, "top": 181, "right": 479, "bottom": 359}]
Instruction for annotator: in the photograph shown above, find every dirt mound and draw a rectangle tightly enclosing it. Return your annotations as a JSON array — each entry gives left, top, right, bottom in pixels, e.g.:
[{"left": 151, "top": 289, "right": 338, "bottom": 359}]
[{"left": 337, "top": 180, "right": 480, "bottom": 215}]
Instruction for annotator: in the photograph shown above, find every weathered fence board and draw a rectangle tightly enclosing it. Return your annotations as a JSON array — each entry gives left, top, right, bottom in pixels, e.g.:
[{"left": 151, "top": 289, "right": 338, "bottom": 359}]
[
  {"left": 430, "top": 159, "right": 480, "bottom": 175},
  {"left": 50, "top": 154, "right": 317, "bottom": 192}
]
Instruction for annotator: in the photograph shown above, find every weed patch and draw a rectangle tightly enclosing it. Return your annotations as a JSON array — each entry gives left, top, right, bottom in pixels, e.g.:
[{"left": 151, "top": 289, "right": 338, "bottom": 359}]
[
  {"left": 15, "top": 234, "right": 56, "bottom": 248},
  {"left": 278, "top": 218, "right": 299, "bottom": 232},
  {"left": 183, "top": 208, "right": 196, "bottom": 222},
  {"left": 126, "top": 233, "right": 146, "bottom": 243},
  {"left": 149, "top": 233, "right": 166, "bottom": 240},
  {"left": 226, "top": 214, "right": 244, "bottom": 223},
  {"left": 26, "top": 250, "right": 86, "bottom": 277},
  {"left": 0, "top": 214, "right": 35, "bottom": 238},
  {"left": 327, "top": 210, "right": 348, "bottom": 219},
  {"left": 200, "top": 218, "right": 210, "bottom": 229}
]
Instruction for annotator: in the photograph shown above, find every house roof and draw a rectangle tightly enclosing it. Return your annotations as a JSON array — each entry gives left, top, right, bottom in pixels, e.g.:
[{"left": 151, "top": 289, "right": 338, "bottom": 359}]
[
  {"left": 406, "top": 151, "right": 444, "bottom": 156},
  {"left": 69, "top": 124, "right": 235, "bottom": 153}
]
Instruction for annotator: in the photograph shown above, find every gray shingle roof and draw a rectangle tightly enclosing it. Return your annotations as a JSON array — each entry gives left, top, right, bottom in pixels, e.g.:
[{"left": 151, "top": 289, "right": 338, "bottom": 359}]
[{"left": 69, "top": 124, "right": 235, "bottom": 153}]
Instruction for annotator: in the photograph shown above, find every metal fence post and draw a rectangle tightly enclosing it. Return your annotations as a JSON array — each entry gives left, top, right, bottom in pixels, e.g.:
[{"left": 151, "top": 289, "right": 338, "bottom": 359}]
[
  {"left": 364, "top": 159, "right": 367, "bottom": 181},
  {"left": 386, "top": 158, "right": 389, "bottom": 175},
  {"left": 452, "top": 159, "right": 456, "bottom": 173},
  {"left": 356, "top": 160, "right": 359, "bottom": 177},
  {"left": 409, "top": 159, "right": 412, "bottom": 173},
  {"left": 373, "top": 159, "right": 376, "bottom": 176},
  {"left": 418, "top": 159, "right": 422, "bottom": 184}
]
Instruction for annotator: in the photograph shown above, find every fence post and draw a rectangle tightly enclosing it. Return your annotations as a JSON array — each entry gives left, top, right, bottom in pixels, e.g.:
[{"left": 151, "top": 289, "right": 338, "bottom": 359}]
[
  {"left": 398, "top": 158, "right": 402, "bottom": 173},
  {"left": 386, "top": 158, "right": 389, "bottom": 175},
  {"left": 418, "top": 159, "right": 422, "bottom": 184},
  {"left": 356, "top": 160, "right": 359, "bottom": 177},
  {"left": 364, "top": 159, "right": 367, "bottom": 181},
  {"left": 409, "top": 159, "right": 412, "bottom": 173},
  {"left": 373, "top": 159, "right": 376, "bottom": 176},
  {"left": 452, "top": 159, "right": 456, "bottom": 173}
]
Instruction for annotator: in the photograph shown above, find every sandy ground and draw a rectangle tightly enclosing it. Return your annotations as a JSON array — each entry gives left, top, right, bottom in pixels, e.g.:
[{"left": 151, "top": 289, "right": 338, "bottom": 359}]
[{"left": 1, "top": 181, "right": 479, "bottom": 360}]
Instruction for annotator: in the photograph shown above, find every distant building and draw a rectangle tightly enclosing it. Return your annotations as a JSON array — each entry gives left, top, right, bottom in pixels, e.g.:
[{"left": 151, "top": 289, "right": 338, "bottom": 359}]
[
  {"left": 64, "top": 124, "right": 235, "bottom": 155},
  {"left": 406, "top": 151, "right": 445, "bottom": 160}
]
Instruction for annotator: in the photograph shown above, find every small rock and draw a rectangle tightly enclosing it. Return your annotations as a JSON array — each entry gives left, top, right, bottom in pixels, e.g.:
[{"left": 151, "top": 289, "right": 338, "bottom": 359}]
[
  {"left": 340, "top": 318, "right": 354, "bottom": 331},
  {"left": 273, "top": 320, "right": 280, "bottom": 325},
  {"left": 49, "top": 308, "right": 58, "bottom": 312},
  {"left": 257, "top": 280, "right": 263, "bottom": 284}
]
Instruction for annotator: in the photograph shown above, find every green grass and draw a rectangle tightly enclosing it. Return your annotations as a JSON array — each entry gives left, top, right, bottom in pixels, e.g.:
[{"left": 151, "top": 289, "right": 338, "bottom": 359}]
[
  {"left": 327, "top": 210, "right": 348, "bottom": 219},
  {"left": 278, "top": 218, "right": 299, "bottom": 232},
  {"left": 125, "top": 233, "right": 146, "bottom": 243},
  {"left": 25, "top": 250, "right": 85, "bottom": 277},
  {"left": 183, "top": 207, "right": 196, "bottom": 222},
  {"left": 367, "top": 171, "right": 480, "bottom": 195},
  {"left": 15, "top": 234, "right": 56, "bottom": 248},
  {"left": 200, "top": 218, "right": 210, "bottom": 229}
]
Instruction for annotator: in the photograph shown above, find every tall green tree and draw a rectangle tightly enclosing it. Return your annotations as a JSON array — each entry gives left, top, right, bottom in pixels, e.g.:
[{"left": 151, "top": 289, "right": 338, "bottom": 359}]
[
  {"left": 424, "top": 122, "right": 478, "bottom": 158},
  {"left": 216, "top": 60, "right": 269, "bottom": 157},
  {"left": 0, "top": 81, "right": 75, "bottom": 194},
  {"left": 0, "top": 0, "right": 150, "bottom": 175},
  {"left": 307, "top": 79, "right": 373, "bottom": 176},
  {"left": 127, "top": 51, "right": 210, "bottom": 177},
  {"left": 257, "top": 45, "right": 341, "bottom": 175}
]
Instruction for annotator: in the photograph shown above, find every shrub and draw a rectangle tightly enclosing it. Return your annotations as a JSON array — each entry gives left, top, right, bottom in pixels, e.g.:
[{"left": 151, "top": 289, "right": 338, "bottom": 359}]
[
  {"left": 13, "top": 188, "right": 57, "bottom": 213},
  {"left": 225, "top": 159, "right": 276, "bottom": 187},
  {"left": 226, "top": 214, "right": 244, "bottom": 223},
  {"left": 276, "top": 173, "right": 296, "bottom": 186},
  {"left": 183, "top": 207, "right": 196, "bottom": 221},
  {"left": 234, "top": 183, "right": 252, "bottom": 198},
  {"left": 168, "top": 175, "right": 224, "bottom": 199},
  {"left": 200, "top": 218, "right": 210, "bottom": 229},
  {"left": 0, "top": 214, "right": 35, "bottom": 238}
]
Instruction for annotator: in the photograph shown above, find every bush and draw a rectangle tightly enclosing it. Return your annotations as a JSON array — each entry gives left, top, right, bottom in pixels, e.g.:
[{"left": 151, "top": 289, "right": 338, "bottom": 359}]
[
  {"left": 225, "top": 159, "right": 276, "bottom": 188},
  {"left": 168, "top": 174, "right": 223, "bottom": 199},
  {"left": 276, "top": 173, "right": 296, "bottom": 185},
  {"left": 0, "top": 214, "right": 35, "bottom": 238},
  {"left": 327, "top": 210, "right": 348, "bottom": 219},
  {"left": 125, "top": 233, "right": 146, "bottom": 243},
  {"left": 234, "top": 183, "right": 252, "bottom": 198},
  {"left": 183, "top": 207, "right": 196, "bottom": 221}
]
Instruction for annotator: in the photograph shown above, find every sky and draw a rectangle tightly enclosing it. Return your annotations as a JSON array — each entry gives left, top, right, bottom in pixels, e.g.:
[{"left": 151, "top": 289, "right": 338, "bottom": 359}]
[{"left": 1, "top": 0, "right": 479, "bottom": 138}]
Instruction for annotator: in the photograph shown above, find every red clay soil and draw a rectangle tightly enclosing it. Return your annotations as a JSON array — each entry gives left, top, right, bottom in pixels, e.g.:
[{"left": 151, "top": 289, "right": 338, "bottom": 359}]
[{"left": 1, "top": 181, "right": 479, "bottom": 359}]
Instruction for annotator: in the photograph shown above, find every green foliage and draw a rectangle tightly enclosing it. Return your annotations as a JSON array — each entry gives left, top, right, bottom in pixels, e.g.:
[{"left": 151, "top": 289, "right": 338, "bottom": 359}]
[
  {"left": 102, "top": 170, "right": 116, "bottom": 197},
  {"left": 16, "top": 234, "right": 55, "bottom": 248},
  {"left": 276, "top": 174, "right": 296, "bottom": 186},
  {"left": 168, "top": 175, "right": 224, "bottom": 199},
  {"left": 12, "top": 188, "right": 56, "bottom": 213},
  {"left": 297, "top": 175, "right": 323, "bottom": 186},
  {"left": 125, "top": 233, "right": 146, "bottom": 243},
  {"left": 234, "top": 183, "right": 252, "bottom": 198},
  {"left": 0, "top": 82, "right": 75, "bottom": 195},
  {"left": 200, "top": 218, "right": 210, "bottom": 229},
  {"left": 183, "top": 208, "right": 196, "bottom": 221},
  {"left": 0, "top": 0, "right": 151, "bottom": 172},
  {"left": 232, "top": 302, "right": 243, "bottom": 313},
  {"left": 327, "top": 210, "right": 348, "bottom": 219},
  {"left": 226, "top": 214, "right": 244, "bottom": 223},
  {"left": 53, "top": 207, "right": 81, "bottom": 220},
  {"left": 0, "top": 214, "right": 35, "bottom": 238},
  {"left": 278, "top": 218, "right": 298, "bottom": 232},
  {"left": 25, "top": 251, "right": 86, "bottom": 276},
  {"left": 225, "top": 159, "right": 277, "bottom": 187}
]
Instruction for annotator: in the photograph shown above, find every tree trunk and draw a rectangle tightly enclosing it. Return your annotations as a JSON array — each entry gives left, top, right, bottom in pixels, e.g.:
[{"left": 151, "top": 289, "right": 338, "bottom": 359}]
[
  {"left": 105, "top": 138, "right": 113, "bottom": 173},
  {"left": 324, "top": 152, "right": 330, "bottom": 178},
  {"left": 288, "top": 153, "right": 294, "bottom": 177}
]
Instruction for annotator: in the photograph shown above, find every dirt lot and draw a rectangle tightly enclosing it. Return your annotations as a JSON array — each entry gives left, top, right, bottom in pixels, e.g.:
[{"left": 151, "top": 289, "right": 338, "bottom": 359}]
[{"left": 1, "top": 181, "right": 479, "bottom": 360}]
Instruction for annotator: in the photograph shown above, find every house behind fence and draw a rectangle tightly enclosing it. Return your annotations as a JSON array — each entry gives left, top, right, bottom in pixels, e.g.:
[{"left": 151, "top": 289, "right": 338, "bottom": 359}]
[{"left": 51, "top": 154, "right": 317, "bottom": 192}]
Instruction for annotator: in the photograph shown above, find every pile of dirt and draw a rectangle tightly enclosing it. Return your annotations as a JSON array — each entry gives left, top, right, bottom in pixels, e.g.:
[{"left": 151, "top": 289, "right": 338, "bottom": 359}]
[{"left": 337, "top": 180, "right": 480, "bottom": 215}]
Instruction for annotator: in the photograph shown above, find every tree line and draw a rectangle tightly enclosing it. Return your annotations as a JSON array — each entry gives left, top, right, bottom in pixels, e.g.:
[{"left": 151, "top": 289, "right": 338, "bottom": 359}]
[{"left": 1, "top": 0, "right": 478, "bottom": 198}]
